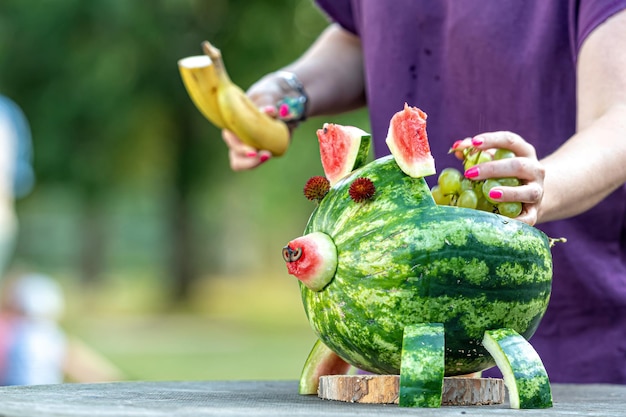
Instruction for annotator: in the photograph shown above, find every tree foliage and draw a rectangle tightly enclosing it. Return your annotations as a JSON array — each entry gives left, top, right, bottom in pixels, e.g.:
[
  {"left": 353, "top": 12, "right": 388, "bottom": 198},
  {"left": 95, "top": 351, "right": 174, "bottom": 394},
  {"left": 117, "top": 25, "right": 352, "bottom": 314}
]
[
  {"left": 0, "top": 1, "right": 369, "bottom": 303},
  {"left": 0, "top": 0, "right": 324, "bottom": 188}
]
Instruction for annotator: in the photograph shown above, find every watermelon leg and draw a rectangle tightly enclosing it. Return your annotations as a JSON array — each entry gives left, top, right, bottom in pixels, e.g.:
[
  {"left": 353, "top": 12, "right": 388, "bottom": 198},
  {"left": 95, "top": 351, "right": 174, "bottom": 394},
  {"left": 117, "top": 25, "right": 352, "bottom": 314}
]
[
  {"left": 399, "top": 323, "right": 445, "bottom": 407},
  {"left": 298, "top": 339, "right": 352, "bottom": 395},
  {"left": 482, "top": 328, "right": 553, "bottom": 409}
]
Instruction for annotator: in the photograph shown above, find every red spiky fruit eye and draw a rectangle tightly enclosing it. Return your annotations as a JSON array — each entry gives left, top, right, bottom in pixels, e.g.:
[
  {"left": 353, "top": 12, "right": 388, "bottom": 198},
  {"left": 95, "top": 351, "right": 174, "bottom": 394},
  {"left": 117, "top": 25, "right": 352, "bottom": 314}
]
[
  {"left": 304, "top": 176, "right": 331, "bottom": 202},
  {"left": 349, "top": 177, "right": 376, "bottom": 203}
]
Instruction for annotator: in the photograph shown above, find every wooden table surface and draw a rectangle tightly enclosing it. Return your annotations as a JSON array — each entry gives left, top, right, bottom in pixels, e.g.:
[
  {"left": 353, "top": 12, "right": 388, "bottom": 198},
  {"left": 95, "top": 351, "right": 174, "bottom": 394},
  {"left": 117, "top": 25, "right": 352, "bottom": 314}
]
[{"left": 0, "top": 380, "right": 623, "bottom": 416}]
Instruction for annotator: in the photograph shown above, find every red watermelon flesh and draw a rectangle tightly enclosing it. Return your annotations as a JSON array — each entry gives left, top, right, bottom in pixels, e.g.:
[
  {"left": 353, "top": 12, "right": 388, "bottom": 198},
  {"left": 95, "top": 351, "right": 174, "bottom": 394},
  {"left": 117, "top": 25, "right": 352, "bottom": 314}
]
[
  {"left": 317, "top": 123, "right": 371, "bottom": 186},
  {"left": 386, "top": 103, "right": 436, "bottom": 178}
]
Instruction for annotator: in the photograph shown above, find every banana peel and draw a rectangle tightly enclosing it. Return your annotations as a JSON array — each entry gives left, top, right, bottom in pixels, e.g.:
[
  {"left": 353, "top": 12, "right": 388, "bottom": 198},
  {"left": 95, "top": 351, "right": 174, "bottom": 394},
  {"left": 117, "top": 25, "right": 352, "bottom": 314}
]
[{"left": 178, "top": 41, "right": 290, "bottom": 156}]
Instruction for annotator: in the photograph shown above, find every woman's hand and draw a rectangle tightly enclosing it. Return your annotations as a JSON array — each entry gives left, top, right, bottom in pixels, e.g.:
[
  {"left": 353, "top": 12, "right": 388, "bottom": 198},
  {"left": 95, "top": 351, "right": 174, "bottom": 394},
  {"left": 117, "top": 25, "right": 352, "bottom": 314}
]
[
  {"left": 223, "top": 23, "right": 366, "bottom": 172},
  {"left": 221, "top": 129, "right": 274, "bottom": 171},
  {"left": 221, "top": 73, "right": 296, "bottom": 171},
  {"left": 453, "top": 131, "right": 545, "bottom": 226}
]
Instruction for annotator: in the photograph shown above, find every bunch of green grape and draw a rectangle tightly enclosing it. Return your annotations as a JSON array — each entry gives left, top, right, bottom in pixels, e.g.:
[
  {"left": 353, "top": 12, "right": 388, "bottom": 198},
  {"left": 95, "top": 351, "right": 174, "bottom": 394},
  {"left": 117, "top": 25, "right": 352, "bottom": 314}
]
[{"left": 431, "top": 148, "right": 523, "bottom": 218}]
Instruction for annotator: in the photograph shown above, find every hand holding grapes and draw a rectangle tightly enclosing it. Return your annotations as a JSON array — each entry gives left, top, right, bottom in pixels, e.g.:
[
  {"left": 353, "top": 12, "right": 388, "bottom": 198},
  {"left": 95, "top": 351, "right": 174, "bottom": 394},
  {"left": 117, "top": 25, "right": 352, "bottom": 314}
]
[{"left": 434, "top": 131, "right": 545, "bottom": 226}]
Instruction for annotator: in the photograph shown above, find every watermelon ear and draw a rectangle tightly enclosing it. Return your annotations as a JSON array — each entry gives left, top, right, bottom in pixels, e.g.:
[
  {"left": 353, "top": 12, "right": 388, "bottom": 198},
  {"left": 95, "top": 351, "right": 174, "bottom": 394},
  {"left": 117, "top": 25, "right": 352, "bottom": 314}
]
[
  {"left": 386, "top": 103, "right": 436, "bottom": 178},
  {"left": 317, "top": 123, "right": 371, "bottom": 186}
]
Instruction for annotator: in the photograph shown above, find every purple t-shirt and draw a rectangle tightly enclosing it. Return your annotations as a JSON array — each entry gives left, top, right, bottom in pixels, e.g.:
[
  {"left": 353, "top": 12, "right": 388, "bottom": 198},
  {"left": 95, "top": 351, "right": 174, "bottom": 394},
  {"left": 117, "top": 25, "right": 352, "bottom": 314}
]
[{"left": 315, "top": 0, "right": 626, "bottom": 384}]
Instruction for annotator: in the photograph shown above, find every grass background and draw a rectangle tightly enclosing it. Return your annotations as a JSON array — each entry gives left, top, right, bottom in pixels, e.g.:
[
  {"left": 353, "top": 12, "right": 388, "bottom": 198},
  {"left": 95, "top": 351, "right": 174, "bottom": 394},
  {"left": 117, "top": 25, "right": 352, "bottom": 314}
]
[{"left": 62, "top": 272, "right": 317, "bottom": 382}]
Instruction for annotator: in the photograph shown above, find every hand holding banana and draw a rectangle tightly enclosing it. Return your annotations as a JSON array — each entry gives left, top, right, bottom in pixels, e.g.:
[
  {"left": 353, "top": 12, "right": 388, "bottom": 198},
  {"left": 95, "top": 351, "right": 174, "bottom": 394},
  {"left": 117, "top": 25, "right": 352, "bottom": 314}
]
[{"left": 178, "top": 41, "right": 290, "bottom": 156}]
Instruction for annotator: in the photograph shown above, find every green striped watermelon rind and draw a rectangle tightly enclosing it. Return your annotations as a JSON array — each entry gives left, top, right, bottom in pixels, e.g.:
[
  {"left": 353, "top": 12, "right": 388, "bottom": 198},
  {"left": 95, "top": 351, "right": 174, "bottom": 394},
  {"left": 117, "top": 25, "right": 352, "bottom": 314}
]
[
  {"left": 300, "top": 155, "right": 553, "bottom": 376},
  {"left": 352, "top": 133, "right": 371, "bottom": 172},
  {"left": 399, "top": 323, "right": 445, "bottom": 408},
  {"left": 483, "top": 328, "right": 553, "bottom": 409}
]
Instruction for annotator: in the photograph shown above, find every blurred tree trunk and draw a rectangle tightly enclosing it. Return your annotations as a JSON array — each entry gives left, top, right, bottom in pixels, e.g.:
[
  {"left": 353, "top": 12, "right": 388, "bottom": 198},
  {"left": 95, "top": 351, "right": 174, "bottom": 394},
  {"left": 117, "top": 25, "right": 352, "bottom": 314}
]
[
  {"left": 168, "top": 113, "right": 197, "bottom": 304},
  {"left": 169, "top": 189, "right": 195, "bottom": 304}
]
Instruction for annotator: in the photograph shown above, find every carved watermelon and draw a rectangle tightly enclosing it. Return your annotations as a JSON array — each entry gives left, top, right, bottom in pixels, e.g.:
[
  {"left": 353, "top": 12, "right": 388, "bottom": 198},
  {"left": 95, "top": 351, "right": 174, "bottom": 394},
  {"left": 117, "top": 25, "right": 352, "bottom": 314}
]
[
  {"left": 286, "top": 154, "right": 552, "bottom": 374},
  {"left": 284, "top": 104, "right": 554, "bottom": 409}
]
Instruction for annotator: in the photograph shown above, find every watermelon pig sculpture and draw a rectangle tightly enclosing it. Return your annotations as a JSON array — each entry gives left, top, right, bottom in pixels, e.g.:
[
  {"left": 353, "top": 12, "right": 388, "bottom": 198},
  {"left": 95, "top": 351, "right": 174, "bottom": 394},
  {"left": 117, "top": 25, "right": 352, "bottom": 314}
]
[{"left": 283, "top": 104, "right": 554, "bottom": 409}]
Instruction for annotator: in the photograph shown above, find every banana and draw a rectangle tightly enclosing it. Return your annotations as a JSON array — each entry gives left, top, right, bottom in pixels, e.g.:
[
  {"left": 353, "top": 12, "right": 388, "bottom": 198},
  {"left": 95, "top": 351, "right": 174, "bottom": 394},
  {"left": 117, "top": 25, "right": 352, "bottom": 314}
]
[
  {"left": 178, "top": 54, "right": 227, "bottom": 129},
  {"left": 202, "top": 41, "right": 290, "bottom": 156},
  {"left": 178, "top": 41, "right": 290, "bottom": 156}
]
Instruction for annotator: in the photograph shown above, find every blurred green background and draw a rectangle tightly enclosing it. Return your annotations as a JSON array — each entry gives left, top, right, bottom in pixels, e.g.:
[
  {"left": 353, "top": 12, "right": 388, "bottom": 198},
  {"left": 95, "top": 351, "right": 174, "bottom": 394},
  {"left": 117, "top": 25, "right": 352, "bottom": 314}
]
[{"left": 0, "top": 0, "right": 370, "bottom": 381}]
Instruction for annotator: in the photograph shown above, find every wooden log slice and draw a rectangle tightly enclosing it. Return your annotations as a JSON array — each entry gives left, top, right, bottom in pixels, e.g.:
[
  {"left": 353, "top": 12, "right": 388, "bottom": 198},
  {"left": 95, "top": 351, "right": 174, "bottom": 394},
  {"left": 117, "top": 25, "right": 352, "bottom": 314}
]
[{"left": 318, "top": 375, "right": 505, "bottom": 406}]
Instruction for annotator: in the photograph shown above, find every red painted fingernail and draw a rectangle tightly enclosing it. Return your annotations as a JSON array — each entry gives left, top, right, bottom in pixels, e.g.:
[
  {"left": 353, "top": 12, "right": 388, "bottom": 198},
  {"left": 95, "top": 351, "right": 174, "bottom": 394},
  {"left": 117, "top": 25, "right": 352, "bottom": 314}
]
[
  {"left": 451, "top": 140, "right": 462, "bottom": 149},
  {"left": 489, "top": 189, "right": 503, "bottom": 200},
  {"left": 279, "top": 103, "right": 290, "bottom": 118},
  {"left": 464, "top": 166, "right": 479, "bottom": 178},
  {"left": 472, "top": 136, "right": 484, "bottom": 146},
  {"left": 246, "top": 151, "right": 258, "bottom": 158},
  {"left": 260, "top": 154, "right": 270, "bottom": 163}
]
